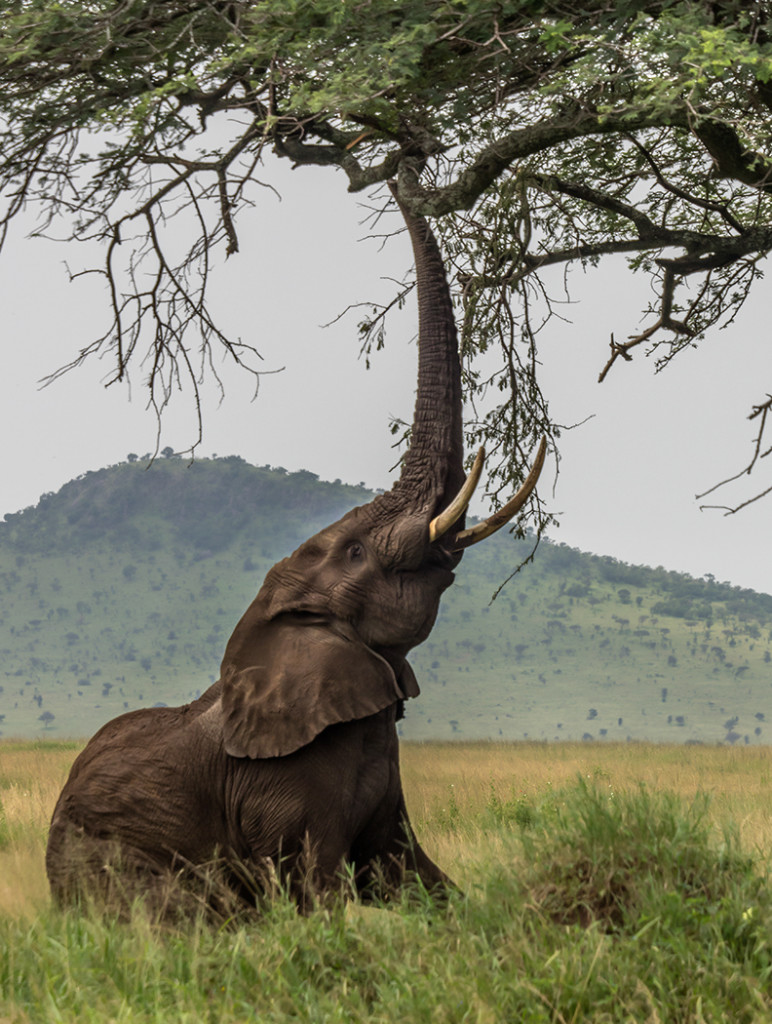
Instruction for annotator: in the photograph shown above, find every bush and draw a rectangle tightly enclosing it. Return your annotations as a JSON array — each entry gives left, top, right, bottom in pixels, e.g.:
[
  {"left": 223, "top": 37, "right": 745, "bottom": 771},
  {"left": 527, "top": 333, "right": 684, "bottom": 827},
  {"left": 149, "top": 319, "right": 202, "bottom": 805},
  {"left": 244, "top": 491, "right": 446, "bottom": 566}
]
[{"left": 518, "top": 779, "right": 770, "bottom": 940}]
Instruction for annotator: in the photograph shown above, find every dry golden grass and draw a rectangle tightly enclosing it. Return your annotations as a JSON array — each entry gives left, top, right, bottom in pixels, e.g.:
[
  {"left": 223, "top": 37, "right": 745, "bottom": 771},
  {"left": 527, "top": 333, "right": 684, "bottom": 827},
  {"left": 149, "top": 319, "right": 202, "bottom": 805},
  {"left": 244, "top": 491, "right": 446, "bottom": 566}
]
[
  {"left": 401, "top": 741, "right": 772, "bottom": 877},
  {"left": 3, "top": 739, "right": 772, "bottom": 917},
  {"left": 0, "top": 744, "right": 78, "bottom": 918}
]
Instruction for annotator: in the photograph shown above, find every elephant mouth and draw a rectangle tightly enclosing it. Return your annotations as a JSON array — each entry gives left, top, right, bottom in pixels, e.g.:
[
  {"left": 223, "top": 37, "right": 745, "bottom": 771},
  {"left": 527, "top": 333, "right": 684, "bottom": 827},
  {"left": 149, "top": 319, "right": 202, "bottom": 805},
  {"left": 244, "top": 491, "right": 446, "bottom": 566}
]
[
  {"left": 424, "top": 544, "right": 458, "bottom": 577},
  {"left": 401, "top": 557, "right": 455, "bottom": 590}
]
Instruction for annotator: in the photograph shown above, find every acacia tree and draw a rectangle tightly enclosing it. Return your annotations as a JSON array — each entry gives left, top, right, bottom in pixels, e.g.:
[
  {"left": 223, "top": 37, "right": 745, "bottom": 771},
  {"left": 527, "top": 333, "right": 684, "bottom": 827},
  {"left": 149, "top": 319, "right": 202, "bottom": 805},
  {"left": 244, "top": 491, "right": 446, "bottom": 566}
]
[{"left": 2, "top": 1, "right": 772, "bottom": 510}]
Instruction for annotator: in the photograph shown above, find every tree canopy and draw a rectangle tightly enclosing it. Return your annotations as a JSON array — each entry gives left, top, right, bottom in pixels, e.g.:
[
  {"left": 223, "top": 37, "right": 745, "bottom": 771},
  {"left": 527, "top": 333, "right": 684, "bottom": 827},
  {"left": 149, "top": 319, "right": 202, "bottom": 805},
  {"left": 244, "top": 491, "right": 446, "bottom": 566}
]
[{"left": 2, "top": 1, "right": 772, "bottom": 508}]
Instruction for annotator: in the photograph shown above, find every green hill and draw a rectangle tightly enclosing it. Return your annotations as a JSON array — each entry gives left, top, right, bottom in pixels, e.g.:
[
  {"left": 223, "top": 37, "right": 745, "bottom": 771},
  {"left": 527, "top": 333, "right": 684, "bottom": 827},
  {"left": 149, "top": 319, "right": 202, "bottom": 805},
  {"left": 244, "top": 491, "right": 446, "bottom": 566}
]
[{"left": 2, "top": 456, "right": 771, "bottom": 744}]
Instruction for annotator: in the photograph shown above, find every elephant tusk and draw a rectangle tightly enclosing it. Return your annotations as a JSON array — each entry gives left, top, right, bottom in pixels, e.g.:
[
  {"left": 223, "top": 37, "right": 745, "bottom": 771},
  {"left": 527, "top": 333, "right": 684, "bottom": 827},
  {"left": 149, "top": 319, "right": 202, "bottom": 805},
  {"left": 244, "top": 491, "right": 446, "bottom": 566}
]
[
  {"left": 453, "top": 437, "right": 547, "bottom": 549},
  {"left": 428, "top": 447, "right": 486, "bottom": 543}
]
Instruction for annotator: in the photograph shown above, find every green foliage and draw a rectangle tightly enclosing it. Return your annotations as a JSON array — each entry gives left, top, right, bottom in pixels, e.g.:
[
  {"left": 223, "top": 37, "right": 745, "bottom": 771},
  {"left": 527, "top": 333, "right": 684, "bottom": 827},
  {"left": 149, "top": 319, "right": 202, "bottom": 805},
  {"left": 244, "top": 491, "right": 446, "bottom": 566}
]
[
  {"left": 5, "top": 2, "right": 770, "bottom": 175},
  {"left": 2, "top": 4, "right": 772, "bottom": 506}
]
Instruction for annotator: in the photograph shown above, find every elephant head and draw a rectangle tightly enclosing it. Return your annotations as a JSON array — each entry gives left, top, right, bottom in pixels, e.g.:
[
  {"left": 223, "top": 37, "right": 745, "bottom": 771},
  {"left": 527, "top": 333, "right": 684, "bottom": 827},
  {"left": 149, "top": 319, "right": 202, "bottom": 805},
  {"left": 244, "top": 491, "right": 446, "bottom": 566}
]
[{"left": 219, "top": 185, "right": 546, "bottom": 759}]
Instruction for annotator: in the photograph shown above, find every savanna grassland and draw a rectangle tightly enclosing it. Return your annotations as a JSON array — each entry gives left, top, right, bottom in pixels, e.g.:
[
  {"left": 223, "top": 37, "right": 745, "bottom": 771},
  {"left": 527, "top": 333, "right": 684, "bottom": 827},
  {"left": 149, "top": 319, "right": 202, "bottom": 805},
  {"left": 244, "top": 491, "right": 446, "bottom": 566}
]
[
  {"left": 3, "top": 739, "right": 772, "bottom": 1022},
  {"left": 4, "top": 459, "right": 772, "bottom": 1018}
]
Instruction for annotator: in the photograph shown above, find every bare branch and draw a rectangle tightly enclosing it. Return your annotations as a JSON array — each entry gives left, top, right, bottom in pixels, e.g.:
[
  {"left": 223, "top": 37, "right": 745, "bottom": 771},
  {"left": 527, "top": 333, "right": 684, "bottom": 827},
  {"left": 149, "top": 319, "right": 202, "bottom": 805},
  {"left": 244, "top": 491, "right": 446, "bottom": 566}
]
[
  {"left": 218, "top": 169, "right": 239, "bottom": 255},
  {"left": 697, "top": 396, "right": 772, "bottom": 512},
  {"left": 598, "top": 267, "right": 693, "bottom": 382}
]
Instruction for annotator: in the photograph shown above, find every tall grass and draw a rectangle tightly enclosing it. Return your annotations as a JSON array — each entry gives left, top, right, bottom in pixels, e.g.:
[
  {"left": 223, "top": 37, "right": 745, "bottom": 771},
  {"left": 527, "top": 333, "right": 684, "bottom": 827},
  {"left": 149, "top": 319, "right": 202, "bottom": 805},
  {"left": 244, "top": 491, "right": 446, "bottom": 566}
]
[
  {"left": 403, "top": 740, "right": 772, "bottom": 859},
  {"left": 0, "top": 741, "right": 80, "bottom": 918},
  {"left": 2, "top": 740, "right": 772, "bottom": 1021}
]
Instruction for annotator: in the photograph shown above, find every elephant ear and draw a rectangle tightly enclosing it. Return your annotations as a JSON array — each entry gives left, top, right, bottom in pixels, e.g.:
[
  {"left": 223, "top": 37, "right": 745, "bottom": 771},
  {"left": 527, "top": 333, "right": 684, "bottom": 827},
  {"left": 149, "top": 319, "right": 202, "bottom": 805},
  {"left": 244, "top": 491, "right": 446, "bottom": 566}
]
[{"left": 221, "top": 616, "right": 418, "bottom": 759}]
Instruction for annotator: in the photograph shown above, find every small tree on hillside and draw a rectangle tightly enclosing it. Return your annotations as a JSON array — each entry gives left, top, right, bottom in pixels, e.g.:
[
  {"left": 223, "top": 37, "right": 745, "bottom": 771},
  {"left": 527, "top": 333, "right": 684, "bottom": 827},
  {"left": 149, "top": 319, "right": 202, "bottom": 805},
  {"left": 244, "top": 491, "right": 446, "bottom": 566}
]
[{"left": 2, "top": 3, "right": 772, "bottom": 506}]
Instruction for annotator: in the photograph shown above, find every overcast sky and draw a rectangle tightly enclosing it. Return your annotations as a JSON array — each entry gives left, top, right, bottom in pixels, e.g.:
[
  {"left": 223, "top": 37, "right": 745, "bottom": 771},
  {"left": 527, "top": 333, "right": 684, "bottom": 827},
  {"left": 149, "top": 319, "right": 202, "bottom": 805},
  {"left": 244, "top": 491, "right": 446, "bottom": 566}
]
[{"left": 1, "top": 159, "right": 770, "bottom": 595}]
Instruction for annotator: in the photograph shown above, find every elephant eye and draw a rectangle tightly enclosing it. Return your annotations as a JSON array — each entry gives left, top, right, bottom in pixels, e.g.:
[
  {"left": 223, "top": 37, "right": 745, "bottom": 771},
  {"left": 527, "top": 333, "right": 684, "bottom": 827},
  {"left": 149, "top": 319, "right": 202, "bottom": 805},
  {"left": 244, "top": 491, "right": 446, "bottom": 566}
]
[{"left": 347, "top": 542, "right": 364, "bottom": 562}]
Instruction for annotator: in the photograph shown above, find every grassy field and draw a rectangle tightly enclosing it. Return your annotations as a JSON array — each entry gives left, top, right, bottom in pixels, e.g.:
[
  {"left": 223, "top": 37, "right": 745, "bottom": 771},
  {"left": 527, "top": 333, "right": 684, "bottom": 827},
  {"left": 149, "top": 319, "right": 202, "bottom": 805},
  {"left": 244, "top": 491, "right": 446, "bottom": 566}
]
[{"left": 3, "top": 740, "right": 772, "bottom": 1021}]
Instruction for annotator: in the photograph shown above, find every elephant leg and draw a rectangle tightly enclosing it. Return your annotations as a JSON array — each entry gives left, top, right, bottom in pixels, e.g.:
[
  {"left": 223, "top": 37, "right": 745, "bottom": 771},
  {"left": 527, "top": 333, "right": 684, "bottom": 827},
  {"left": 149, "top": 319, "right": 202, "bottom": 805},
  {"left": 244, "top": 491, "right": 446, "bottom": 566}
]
[
  {"left": 48, "top": 819, "right": 250, "bottom": 921},
  {"left": 253, "top": 832, "right": 352, "bottom": 913},
  {"left": 47, "top": 823, "right": 169, "bottom": 917},
  {"left": 351, "top": 792, "right": 455, "bottom": 902}
]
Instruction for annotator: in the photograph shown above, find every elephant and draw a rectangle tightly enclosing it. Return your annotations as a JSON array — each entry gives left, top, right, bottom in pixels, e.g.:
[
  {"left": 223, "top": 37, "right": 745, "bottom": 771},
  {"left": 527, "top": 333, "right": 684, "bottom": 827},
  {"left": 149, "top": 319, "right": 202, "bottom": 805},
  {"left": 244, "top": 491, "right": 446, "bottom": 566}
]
[{"left": 45, "top": 182, "right": 546, "bottom": 918}]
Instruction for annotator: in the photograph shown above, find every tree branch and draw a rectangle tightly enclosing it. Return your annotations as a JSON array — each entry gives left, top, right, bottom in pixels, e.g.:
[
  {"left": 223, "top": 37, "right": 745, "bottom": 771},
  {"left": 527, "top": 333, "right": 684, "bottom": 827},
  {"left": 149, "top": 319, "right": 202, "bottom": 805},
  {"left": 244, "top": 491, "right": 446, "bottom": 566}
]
[
  {"left": 694, "top": 120, "right": 772, "bottom": 193},
  {"left": 627, "top": 135, "right": 745, "bottom": 234},
  {"left": 697, "top": 395, "right": 772, "bottom": 513},
  {"left": 597, "top": 266, "right": 693, "bottom": 382},
  {"left": 393, "top": 107, "right": 689, "bottom": 216}
]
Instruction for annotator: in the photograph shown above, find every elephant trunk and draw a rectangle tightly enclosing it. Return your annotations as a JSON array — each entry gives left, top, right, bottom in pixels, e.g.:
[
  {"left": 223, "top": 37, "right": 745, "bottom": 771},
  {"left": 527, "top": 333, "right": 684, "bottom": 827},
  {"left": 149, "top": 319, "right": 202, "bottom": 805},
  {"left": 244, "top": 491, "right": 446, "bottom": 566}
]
[{"left": 379, "top": 184, "right": 466, "bottom": 523}]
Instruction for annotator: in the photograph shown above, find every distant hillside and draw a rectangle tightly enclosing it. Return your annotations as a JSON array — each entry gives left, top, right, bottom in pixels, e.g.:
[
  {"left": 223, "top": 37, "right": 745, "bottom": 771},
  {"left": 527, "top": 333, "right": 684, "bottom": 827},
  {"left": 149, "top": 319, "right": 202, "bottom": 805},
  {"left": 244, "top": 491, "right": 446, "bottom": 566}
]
[{"left": 2, "top": 455, "right": 772, "bottom": 744}]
